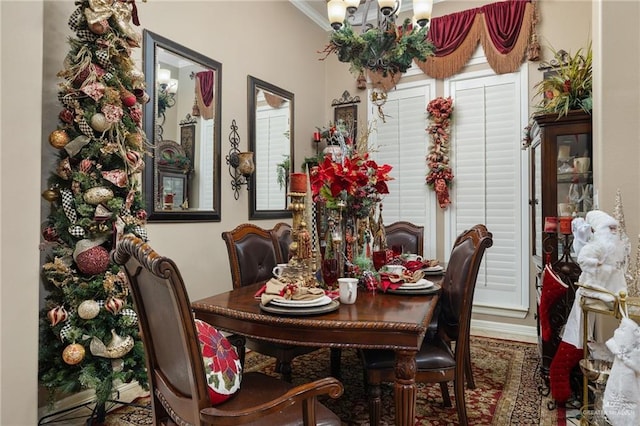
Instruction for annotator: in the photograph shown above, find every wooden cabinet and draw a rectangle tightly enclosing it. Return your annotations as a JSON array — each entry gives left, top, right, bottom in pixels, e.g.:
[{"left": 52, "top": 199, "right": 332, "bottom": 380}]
[{"left": 527, "top": 110, "right": 593, "bottom": 385}]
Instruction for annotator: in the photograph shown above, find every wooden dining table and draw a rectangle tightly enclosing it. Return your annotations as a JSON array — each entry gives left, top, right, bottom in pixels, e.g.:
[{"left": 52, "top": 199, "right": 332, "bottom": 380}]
[{"left": 192, "top": 280, "right": 441, "bottom": 426}]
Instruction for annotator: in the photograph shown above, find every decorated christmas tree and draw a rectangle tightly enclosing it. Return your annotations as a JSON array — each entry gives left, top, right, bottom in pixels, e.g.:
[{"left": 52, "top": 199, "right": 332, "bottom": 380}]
[{"left": 39, "top": 0, "right": 150, "bottom": 418}]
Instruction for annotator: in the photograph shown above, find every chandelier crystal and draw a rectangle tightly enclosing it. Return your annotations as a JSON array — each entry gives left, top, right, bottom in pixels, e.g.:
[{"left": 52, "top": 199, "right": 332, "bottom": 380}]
[{"left": 322, "top": 0, "right": 435, "bottom": 78}]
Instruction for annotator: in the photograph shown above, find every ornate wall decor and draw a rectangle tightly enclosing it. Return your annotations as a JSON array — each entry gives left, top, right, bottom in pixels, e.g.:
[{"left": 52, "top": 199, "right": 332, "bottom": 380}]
[{"left": 425, "top": 97, "right": 454, "bottom": 209}]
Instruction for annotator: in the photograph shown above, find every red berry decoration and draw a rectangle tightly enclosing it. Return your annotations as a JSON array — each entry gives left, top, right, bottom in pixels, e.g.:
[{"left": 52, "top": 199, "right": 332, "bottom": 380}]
[{"left": 75, "top": 245, "right": 110, "bottom": 275}]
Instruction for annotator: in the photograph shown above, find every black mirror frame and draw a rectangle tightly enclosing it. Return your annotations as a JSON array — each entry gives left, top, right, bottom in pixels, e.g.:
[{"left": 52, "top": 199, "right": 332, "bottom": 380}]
[
  {"left": 143, "top": 30, "right": 222, "bottom": 222},
  {"left": 247, "top": 75, "right": 294, "bottom": 220}
]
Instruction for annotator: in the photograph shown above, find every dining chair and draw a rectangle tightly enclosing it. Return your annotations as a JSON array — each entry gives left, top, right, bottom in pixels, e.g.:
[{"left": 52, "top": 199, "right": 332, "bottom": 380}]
[
  {"left": 384, "top": 221, "right": 424, "bottom": 256},
  {"left": 361, "top": 224, "right": 493, "bottom": 425},
  {"left": 270, "top": 222, "right": 292, "bottom": 263},
  {"left": 222, "top": 223, "right": 318, "bottom": 381},
  {"left": 113, "top": 234, "right": 344, "bottom": 426}
]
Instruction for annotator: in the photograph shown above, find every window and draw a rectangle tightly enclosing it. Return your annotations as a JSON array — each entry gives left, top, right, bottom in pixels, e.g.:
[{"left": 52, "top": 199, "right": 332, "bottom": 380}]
[{"left": 368, "top": 80, "right": 437, "bottom": 257}]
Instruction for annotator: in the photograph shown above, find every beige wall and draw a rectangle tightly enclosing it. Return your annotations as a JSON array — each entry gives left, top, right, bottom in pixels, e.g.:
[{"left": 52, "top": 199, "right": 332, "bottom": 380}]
[{"left": 2, "top": 0, "right": 639, "bottom": 423}]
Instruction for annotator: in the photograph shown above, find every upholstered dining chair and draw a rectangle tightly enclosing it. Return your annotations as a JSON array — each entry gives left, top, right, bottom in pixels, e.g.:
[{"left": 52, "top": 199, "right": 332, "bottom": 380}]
[
  {"left": 270, "top": 222, "right": 292, "bottom": 263},
  {"left": 222, "top": 223, "right": 318, "bottom": 381},
  {"left": 361, "top": 224, "right": 493, "bottom": 426},
  {"left": 384, "top": 221, "right": 424, "bottom": 256},
  {"left": 113, "top": 234, "right": 344, "bottom": 426}
]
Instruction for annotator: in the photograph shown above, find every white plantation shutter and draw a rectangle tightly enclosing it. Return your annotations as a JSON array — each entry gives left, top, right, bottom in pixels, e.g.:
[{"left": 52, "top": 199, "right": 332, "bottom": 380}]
[
  {"left": 369, "top": 81, "right": 437, "bottom": 258},
  {"left": 198, "top": 119, "right": 214, "bottom": 209},
  {"left": 255, "top": 104, "right": 288, "bottom": 210},
  {"left": 446, "top": 68, "right": 529, "bottom": 316}
]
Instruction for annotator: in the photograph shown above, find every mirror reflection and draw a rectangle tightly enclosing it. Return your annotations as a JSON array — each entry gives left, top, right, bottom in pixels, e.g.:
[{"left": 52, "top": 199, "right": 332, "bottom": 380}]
[
  {"left": 143, "top": 30, "right": 221, "bottom": 221},
  {"left": 248, "top": 76, "right": 294, "bottom": 219}
]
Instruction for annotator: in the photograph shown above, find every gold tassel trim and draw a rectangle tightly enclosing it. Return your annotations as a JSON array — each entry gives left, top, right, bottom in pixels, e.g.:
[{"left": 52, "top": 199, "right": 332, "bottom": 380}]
[
  {"left": 480, "top": 2, "right": 534, "bottom": 75},
  {"left": 416, "top": 14, "right": 483, "bottom": 80}
]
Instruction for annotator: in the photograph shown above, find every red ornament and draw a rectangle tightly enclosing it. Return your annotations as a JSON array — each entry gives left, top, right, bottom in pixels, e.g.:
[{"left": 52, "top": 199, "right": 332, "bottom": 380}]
[
  {"left": 120, "top": 89, "right": 137, "bottom": 107},
  {"left": 105, "top": 297, "right": 125, "bottom": 315},
  {"left": 42, "top": 226, "right": 59, "bottom": 242},
  {"left": 47, "top": 306, "right": 68, "bottom": 326},
  {"left": 76, "top": 245, "right": 110, "bottom": 275}
]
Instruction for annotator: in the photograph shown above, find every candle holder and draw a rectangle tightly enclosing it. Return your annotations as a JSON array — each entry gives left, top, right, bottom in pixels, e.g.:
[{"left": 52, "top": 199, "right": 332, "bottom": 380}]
[
  {"left": 225, "top": 119, "right": 254, "bottom": 200},
  {"left": 285, "top": 179, "right": 319, "bottom": 287}
]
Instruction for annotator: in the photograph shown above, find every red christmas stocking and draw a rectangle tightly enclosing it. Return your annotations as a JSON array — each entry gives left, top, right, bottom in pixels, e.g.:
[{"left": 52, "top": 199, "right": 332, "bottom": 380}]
[
  {"left": 550, "top": 340, "right": 583, "bottom": 403},
  {"left": 539, "top": 265, "right": 569, "bottom": 342}
]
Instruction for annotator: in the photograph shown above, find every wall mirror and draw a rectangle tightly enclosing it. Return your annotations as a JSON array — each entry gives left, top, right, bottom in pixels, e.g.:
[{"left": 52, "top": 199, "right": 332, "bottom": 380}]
[
  {"left": 248, "top": 76, "right": 294, "bottom": 219},
  {"left": 143, "top": 30, "right": 222, "bottom": 221}
]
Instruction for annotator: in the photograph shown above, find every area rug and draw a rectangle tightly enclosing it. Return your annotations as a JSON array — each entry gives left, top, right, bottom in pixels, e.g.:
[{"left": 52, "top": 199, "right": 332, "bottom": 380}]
[{"left": 106, "top": 336, "right": 560, "bottom": 425}]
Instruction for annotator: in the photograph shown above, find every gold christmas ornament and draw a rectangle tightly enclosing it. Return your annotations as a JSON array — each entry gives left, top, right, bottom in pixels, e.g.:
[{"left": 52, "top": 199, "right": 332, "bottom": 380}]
[
  {"left": 83, "top": 186, "right": 114, "bottom": 205},
  {"left": 90, "top": 112, "right": 111, "bottom": 132},
  {"left": 125, "top": 132, "right": 143, "bottom": 149},
  {"left": 77, "top": 299, "right": 100, "bottom": 320},
  {"left": 42, "top": 188, "right": 59, "bottom": 203},
  {"left": 90, "top": 329, "right": 134, "bottom": 359},
  {"left": 62, "top": 343, "right": 86, "bottom": 365},
  {"left": 49, "top": 129, "right": 71, "bottom": 149}
]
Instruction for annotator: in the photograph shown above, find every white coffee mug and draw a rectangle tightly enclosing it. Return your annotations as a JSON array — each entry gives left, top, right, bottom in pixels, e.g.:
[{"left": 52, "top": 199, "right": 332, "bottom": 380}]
[
  {"left": 383, "top": 264, "right": 407, "bottom": 275},
  {"left": 272, "top": 263, "right": 288, "bottom": 278},
  {"left": 405, "top": 254, "right": 423, "bottom": 262},
  {"left": 338, "top": 278, "right": 358, "bottom": 304},
  {"left": 574, "top": 157, "right": 590, "bottom": 173}
]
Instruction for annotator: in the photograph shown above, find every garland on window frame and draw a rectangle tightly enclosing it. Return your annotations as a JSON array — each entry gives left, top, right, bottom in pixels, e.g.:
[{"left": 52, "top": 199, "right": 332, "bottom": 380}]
[{"left": 425, "top": 97, "right": 454, "bottom": 209}]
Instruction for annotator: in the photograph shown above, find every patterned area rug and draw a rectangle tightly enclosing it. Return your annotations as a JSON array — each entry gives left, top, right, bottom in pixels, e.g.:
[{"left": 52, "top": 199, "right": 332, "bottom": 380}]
[{"left": 106, "top": 337, "right": 560, "bottom": 425}]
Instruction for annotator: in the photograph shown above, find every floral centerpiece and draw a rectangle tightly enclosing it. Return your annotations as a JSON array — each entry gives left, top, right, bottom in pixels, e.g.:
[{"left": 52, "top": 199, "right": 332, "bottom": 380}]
[
  {"left": 425, "top": 96, "right": 454, "bottom": 209},
  {"left": 310, "top": 125, "right": 393, "bottom": 280}
]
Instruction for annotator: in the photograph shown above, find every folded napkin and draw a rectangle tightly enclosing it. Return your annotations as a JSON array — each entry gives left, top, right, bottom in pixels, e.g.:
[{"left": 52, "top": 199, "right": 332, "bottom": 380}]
[
  {"left": 259, "top": 279, "right": 325, "bottom": 305},
  {"left": 379, "top": 269, "right": 425, "bottom": 292}
]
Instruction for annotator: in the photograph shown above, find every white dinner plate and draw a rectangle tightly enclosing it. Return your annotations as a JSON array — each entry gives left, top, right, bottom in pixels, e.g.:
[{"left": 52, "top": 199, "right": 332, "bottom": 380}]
[
  {"left": 270, "top": 295, "right": 332, "bottom": 308},
  {"left": 424, "top": 265, "right": 444, "bottom": 272},
  {"left": 398, "top": 279, "right": 434, "bottom": 290}
]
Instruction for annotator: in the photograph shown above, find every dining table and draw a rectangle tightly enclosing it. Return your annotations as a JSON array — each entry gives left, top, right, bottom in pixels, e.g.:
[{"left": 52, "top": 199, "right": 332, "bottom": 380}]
[{"left": 192, "top": 278, "right": 441, "bottom": 426}]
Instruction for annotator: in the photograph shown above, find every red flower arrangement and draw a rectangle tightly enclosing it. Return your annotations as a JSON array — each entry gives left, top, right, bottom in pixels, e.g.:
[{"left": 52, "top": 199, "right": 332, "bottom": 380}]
[
  {"left": 425, "top": 97, "right": 454, "bottom": 209},
  {"left": 311, "top": 152, "right": 393, "bottom": 218}
]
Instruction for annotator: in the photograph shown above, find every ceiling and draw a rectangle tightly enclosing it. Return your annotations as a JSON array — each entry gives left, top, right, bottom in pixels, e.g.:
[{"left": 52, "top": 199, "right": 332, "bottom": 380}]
[{"left": 289, "top": 0, "right": 443, "bottom": 30}]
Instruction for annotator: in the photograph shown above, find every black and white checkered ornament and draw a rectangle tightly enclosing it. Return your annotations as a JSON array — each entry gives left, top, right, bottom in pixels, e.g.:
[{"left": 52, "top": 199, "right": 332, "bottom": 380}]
[
  {"left": 77, "top": 117, "right": 94, "bottom": 137},
  {"left": 95, "top": 50, "right": 110, "bottom": 69},
  {"left": 68, "top": 225, "right": 85, "bottom": 238},
  {"left": 132, "top": 225, "right": 147, "bottom": 241},
  {"left": 60, "top": 188, "right": 77, "bottom": 223},
  {"left": 120, "top": 308, "right": 138, "bottom": 327},
  {"left": 59, "top": 320, "right": 73, "bottom": 342},
  {"left": 68, "top": 7, "right": 83, "bottom": 31}
]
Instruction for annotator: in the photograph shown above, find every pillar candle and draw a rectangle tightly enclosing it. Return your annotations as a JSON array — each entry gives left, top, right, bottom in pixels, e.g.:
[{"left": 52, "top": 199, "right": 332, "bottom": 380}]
[
  {"left": 290, "top": 172, "right": 307, "bottom": 193},
  {"left": 559, "top": 216, "right": 573, "bottom": 235}
]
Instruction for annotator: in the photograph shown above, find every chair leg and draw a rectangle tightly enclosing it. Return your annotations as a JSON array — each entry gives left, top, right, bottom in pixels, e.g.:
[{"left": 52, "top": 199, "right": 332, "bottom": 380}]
[
  {"left": 465, "top": 346, "right": 475, "bottom": 389},
  {"left": 453, "top": 378, "right": 468, "bottom": 426},
  {"left": 439, "top": 382, "right": 452, "bottom": 407},
  {"left": 280, "top": 360, "right": 292, "bottom": 382},
  {"left": 367, "top": 382, "right": 382, "bottom": 426},
  {"left": 330, "top": 348, "right": 341, "bottom": 379}
]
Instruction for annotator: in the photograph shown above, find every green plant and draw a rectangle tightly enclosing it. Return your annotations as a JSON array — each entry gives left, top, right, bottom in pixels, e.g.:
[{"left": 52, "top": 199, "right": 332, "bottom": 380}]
[
  {"left": 276, "top": 154, "right": 290, "bottom": 190},
  {"left": 320, "top": 19, "right": 434, "bottom": 77},
  {"left": 534, "top": 43, "right": 592, "bottom": 117}
]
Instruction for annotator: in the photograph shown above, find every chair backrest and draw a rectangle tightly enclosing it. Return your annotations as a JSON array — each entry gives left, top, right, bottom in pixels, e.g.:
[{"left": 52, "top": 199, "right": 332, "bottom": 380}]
[
  {"left": 384, "top": 221, "right": 425, "bottom": 256},
  {"left": 113, "top": 235, "right": 209, "bottom": 425},
  {"left": 438, "top": 224, "right": 493, "bottom": 343},
  {"left": 271, "top": 222, "right": 292, "bottom": 264},
  {"left": 222, "top": 223, "right": 278, "bottom": 289}
]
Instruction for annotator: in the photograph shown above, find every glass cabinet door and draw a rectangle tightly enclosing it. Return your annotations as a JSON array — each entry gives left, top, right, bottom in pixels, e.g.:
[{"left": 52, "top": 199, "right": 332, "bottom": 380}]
[{"left": 556, "top": 133, "right": 593, "bottom": 219}]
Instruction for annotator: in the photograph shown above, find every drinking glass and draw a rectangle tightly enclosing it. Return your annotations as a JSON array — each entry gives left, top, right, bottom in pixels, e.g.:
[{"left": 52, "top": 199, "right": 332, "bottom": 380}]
[
  {"left": 391, "top": 244, "right": 404, "bottom": 258},
  {"left": 372, "top": 250, "right": 387, "bottom": 271},
  {"left": 322, "top": 258, "right": 339, "bottom": 289}
]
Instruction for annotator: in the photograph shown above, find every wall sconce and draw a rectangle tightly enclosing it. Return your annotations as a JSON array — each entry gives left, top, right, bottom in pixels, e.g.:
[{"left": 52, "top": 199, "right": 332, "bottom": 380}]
[
  {"left": 225, "top": 119, "right": 255, "bottom": 200},
  {"left": 157, "top": 68, "right": 178, "bottom": 139}
]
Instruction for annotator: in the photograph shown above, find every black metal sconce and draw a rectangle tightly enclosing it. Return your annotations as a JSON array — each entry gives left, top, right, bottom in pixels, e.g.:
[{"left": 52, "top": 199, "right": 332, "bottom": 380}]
[{"left": 225, "top": 119, "right": 255, "bottom": 200}]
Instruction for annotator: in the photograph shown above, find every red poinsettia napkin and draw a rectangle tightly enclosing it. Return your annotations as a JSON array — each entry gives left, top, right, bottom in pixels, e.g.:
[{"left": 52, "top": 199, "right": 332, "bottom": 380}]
[{"left": 378, "top": 270, "right": 425, "bottom": 292}]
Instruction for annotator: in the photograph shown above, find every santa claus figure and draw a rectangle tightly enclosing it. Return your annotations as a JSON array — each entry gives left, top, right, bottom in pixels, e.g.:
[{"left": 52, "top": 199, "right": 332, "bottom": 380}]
[{"left": 549, "top": 210, "right": 629, "bottom": 404}]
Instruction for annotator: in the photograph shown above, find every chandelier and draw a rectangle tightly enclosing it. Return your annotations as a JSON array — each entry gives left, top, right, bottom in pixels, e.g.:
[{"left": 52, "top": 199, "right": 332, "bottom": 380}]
[{"left": 322, "top": 0, "right": 435, "bottom": 78}]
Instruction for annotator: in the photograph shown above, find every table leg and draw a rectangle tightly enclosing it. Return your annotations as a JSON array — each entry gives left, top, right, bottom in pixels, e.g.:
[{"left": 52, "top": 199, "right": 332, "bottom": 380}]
[{"left": 394, "top": 349, "right": 417, "bottom": 426}]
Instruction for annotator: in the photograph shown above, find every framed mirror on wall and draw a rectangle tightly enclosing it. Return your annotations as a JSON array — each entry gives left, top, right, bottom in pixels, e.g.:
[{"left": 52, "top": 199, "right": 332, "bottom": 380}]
[
  {"left": 247, "top": 76, "right": 294, "bottom": 220},
  {"left": 143, "top": 30, "right": 222, "bottom": 221}
]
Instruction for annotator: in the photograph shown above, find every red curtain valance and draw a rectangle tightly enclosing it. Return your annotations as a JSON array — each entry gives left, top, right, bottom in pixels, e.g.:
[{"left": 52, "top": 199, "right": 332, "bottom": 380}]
[
  {"left": 195, "top": 70, "right": 214, "bottom": 120},
  {"left": 416, "top": 0, "right": 535, "bottom": 79}
]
